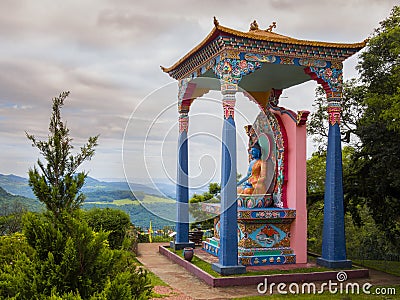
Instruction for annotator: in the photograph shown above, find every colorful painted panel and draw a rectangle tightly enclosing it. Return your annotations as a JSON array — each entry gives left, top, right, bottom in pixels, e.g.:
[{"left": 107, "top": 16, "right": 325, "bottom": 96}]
[
  {"left": 238, "top": 223, "right": 291, "bottom": 248},
  {"left": 237, "top": 208, "right": 296, "bottom": 221},
  {"left": 305, "top": 66, "right": 343, "bottom": 96},
  {"left": 237, "top": 194, "right": 273, "bottom": 208},
  {"left": 239, "top": 254, "right": 296, "bottom": 266},
  {"left": 213, "top": 58, "right": 262, "bottom": 84},
  {"left": 244, "top": 53, "right": 276, "bottom": 63},
  {"left": 238, "top": 247, "right": 293, "bottom": 256}
]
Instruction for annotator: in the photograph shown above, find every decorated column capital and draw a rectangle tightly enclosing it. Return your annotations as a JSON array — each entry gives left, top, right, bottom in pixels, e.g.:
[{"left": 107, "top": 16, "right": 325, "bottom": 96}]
[
  {"left": 178, "top": 103, "right": 190, "bottom": 114},
  {"left": 221, "top": 81, "right": 237, "bottom": 119},
  {"left": 213, "top": 56, "right": 261, "bottom": 120},
  {"left": 178, "top": 79, "right": 193, "bottom": 133},
  {"left": 178, "top": 112, "right": 189, "bottom": 133},
  {"left": 327, "top": 100, "right": 342, "bottom": 126}
]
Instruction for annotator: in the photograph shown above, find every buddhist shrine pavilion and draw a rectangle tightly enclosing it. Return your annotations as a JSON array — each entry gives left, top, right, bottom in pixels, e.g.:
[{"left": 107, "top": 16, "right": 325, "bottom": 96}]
[{"left": 162, "top": 18, "right": 366, "bottom": 275}]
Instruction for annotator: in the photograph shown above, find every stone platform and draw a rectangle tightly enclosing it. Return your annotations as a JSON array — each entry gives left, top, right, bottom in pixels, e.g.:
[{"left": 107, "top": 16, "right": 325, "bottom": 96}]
[{"left": 159, "top": 245, "right": 370, "bottom": 287}]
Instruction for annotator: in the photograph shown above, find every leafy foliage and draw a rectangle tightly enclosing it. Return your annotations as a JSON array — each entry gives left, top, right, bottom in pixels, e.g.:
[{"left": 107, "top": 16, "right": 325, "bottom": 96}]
[
  {"left": 0, "top": 186, "right": 43, "bottom": 235},
  {"left": 307, "top": 80, "right": 366, "bottom": 150},
  {"left": 189, "top": 183, "right": 220, "bottom": 230},
  {"left": 0, "top": 232, "right": 35, "bottom": 266},
  {"left": 22, "top": 211, "right": 113, "bottom": 297},
  {"left": 83, "top": 208, "right": 131, "bottom": 249},
  {"left": 359, "top": 6, "right": 400, "bottom": 100},
  {"left": 306, "top": 151, "right": 326, "bottom": 208},
  {"left": 26, "top": 91, "right": 99, "bottom": 217},
  {"left": 0, "top": 212, "right": 152, "bottom": 299},
  {"left": 347, "top": 6, "right": 400, "bottom": 248},
  {"left": 307, "top": 6, "right": 400, "bottom": 252},
  {"left": 306, "top": 150, "right": 397, "bottom": 257}
]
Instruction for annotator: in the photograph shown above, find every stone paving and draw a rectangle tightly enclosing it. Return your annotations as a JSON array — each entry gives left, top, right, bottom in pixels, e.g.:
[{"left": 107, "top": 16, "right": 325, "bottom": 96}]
[
  {"left": 137, "top": 243, "right": 263, "bottom": 299},
  {"left": 137, "top": 243, "right": 400, "bottom": 300}
]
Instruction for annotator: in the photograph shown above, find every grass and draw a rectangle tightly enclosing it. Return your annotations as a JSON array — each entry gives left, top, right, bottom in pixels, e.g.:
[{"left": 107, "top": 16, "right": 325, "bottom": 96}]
[
  {"left": 112, "top": 199, "right": 137, "bottom": 205},
  {"left": 142, "top": 195, "right": 175, "bottom": 204},
  {"left": 175, "top": 249, "right": 222, "bottom": 277},
  {"left": 353, "top": 259, "right": 400, "bottom": 277},
  {"left": 85, "top": 195, "right": 174, "bottom": 206}
]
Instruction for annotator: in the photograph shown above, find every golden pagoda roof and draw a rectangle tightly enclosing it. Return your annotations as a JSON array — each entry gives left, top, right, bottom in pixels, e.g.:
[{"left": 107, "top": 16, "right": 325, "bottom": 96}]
[{"left": 162, "top": 18, "right": 367, "bottom": 74}]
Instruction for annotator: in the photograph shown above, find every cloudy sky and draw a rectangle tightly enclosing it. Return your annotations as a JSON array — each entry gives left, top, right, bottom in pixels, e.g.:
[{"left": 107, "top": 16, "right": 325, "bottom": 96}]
[{"left": 0, "top": 0, "right": 397, "bottom": 187}]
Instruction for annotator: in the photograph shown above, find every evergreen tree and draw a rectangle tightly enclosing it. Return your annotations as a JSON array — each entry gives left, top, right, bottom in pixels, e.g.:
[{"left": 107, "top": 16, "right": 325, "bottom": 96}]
[
  {"left": 26, "top": 91, "right": 99, "bottom": 216},
  {"left": 350, "top": 6, "right": 400, "bottom": 249},
  {"left": 1, "top": 91, "right": 154, "bottom": 299},
  {"left": 307, "top": 6, "right": 400, "bottom": 251}
]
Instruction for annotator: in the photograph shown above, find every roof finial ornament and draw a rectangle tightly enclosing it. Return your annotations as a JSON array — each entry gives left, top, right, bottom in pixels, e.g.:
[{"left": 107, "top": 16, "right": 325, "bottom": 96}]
[
  {"left": 249, "top": 20, "right": 259, "bottom": 31},
  {"left": 266, "top": 22, "right": 277, "bottom": 32},
  {"left": 213, "top": 16, "right": 219, "bottom": 27}
]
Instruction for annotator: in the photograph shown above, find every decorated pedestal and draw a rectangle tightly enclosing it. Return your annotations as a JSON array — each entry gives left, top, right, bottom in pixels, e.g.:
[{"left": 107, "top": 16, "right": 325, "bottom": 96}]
[
  {"left": 202, "top": 194, "right": 296, "bottom": 266},
  {"left": 237, "top": 194, "right": 296, "bottom": 266}
]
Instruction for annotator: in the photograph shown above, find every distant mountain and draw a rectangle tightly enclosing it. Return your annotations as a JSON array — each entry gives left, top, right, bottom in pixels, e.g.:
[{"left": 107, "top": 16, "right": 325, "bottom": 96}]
[
  {"left": 0, "top": 173, "right": 191, "bottom": 229},
  {"left": 0, "top": 173, "right": 210, "bottom": 201},
  {"left": 0, "top": 186, "right": 42, "bottom": 212},
  {"left": 82, "top": 180, "right": 165, "bottom": 197},
  {"left": 0, "top": 174, "right": 34, "bottom": 198},
  {"left": 0, "top": 174, "right": 164, "bottom": 199}
]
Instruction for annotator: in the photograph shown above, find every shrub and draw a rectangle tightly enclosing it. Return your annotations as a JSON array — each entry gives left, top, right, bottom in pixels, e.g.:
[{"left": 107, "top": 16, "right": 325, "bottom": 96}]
[
  {"left": 83, "top": 208, "right": 131, "bottom": 249},
  {"left": 0, "top": 211, "right": 153, "bottom": 299}
]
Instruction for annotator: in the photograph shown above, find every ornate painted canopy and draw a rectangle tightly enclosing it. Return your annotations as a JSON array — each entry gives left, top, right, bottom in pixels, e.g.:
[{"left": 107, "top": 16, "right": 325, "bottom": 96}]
[
  {"left": 161, "top": 18, "right": 366, "bottom": 111},
  {"left": 167, "top": 18, "right": 366, "bottom": 270}
]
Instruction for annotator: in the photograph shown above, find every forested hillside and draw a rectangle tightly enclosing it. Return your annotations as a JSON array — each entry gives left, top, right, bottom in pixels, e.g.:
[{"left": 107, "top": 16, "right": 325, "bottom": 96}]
[
  {"left": 0, "top": 186, "right": 42, "bottom": 212},
  {"left": 0, "top": 174, "right": 175, "bottom": 230}
]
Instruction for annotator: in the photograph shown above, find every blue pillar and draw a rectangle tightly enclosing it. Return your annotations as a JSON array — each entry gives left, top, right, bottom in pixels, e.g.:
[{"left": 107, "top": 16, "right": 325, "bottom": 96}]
[
  {"left": 212, "top": 83, "right": 246, "bottom": 275},
  {"left": 317, "top": 103, "right": 352, "bottom": 268},
  {"left": 171, "top": 112, "right": 194, "bottom": 250}
]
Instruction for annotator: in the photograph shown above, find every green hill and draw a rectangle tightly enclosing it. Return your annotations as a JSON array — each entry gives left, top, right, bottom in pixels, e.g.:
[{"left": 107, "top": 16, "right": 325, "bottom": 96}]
[
  {"left": 0, "top": 174, "right": 176, "bottom": 230},
  {"left": 0, "top": 174, "right": 34, "bottom": 198},
  {"left": 0, "top": 186, "right": 42, "bottom": 213},
  {"left": 83, "top": 193, "right": 176, "bottom": 229},
  {"left": 0, "top": 174, "right": 166, "bottom": 198}
]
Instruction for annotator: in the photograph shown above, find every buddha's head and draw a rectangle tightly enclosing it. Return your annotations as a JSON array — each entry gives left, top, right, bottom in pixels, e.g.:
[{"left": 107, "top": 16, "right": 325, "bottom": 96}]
[{"left": 250, "top": 145, "right": 261, "bottom": 160}]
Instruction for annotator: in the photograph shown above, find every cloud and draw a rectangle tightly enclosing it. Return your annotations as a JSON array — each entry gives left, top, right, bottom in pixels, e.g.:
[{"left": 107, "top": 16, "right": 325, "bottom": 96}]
[{"left": 0, "top": 0, "right": 398, "bottom": 180}]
